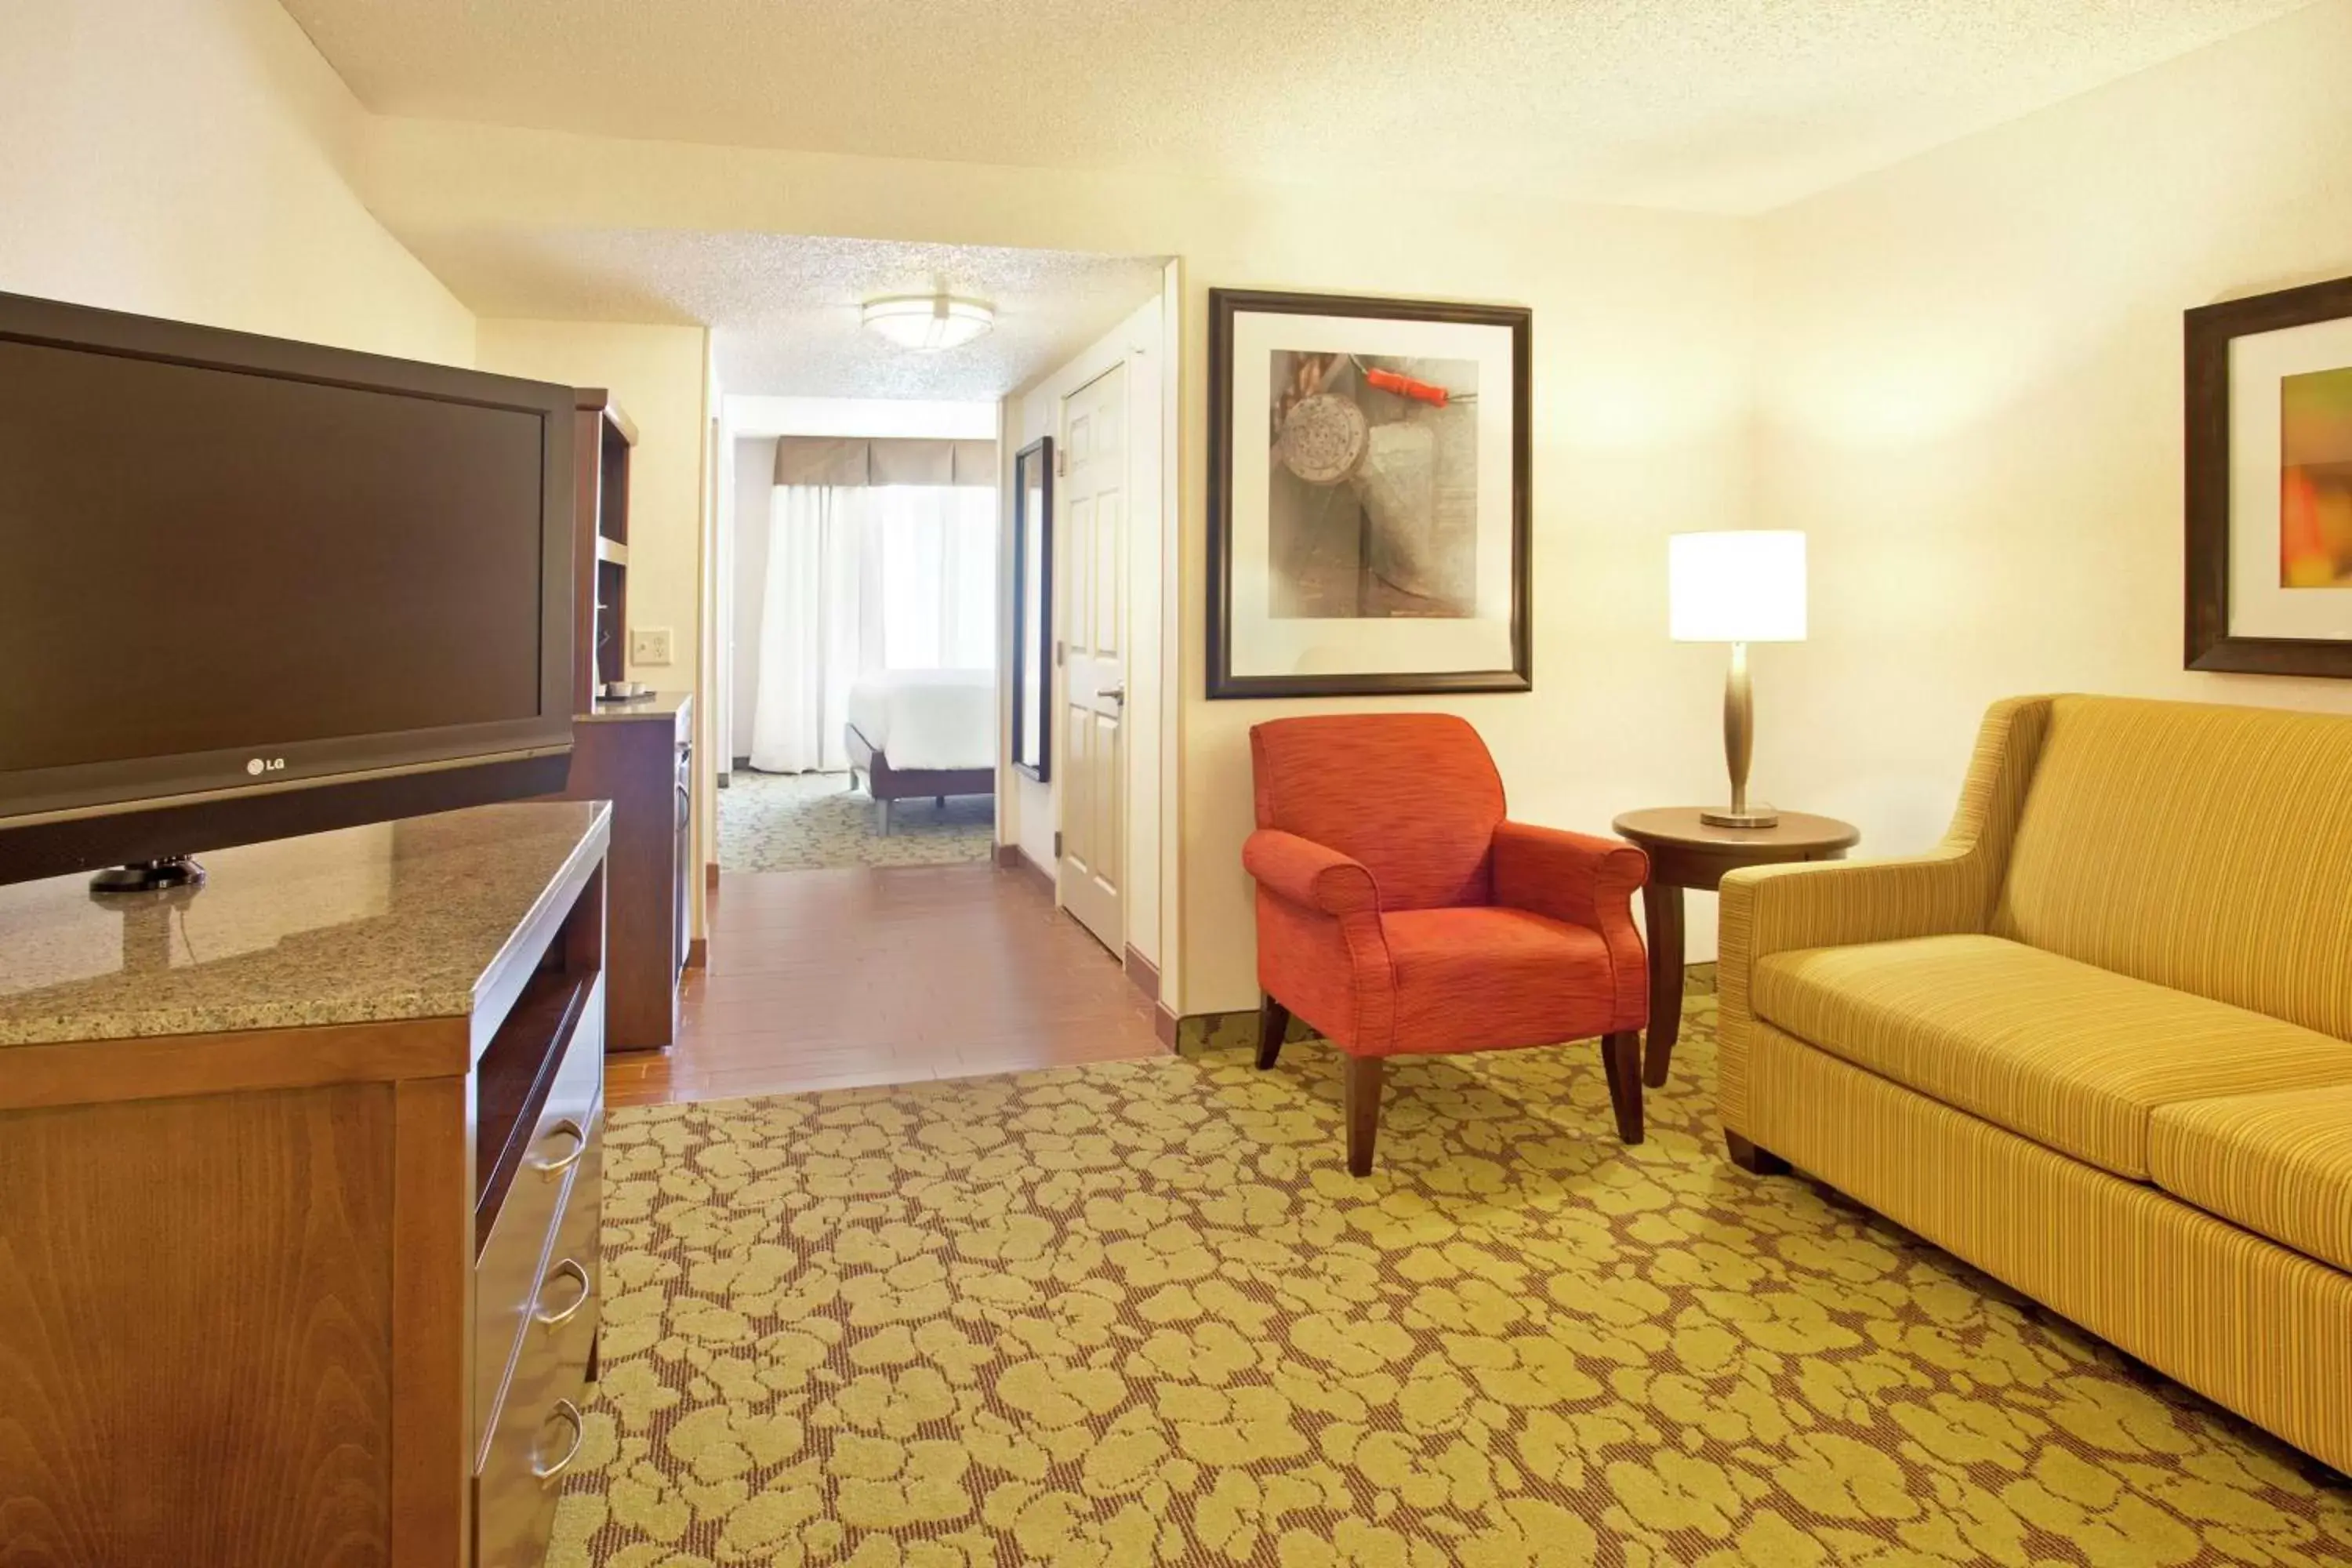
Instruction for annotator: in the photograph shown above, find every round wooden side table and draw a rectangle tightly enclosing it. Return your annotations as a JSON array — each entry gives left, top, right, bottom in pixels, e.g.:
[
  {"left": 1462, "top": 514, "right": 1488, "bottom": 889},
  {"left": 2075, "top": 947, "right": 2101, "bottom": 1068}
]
[{"left": 1611, "top": 807, "right": 1860, "bottom": 1090}]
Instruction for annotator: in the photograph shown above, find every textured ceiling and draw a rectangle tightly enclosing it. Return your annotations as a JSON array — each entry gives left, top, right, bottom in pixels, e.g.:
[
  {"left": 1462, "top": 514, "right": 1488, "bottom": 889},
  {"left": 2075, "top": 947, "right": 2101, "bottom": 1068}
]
[
  {"left": 281, "top": 0, "right": 2310, "bottom": 212},
  {"left": 403, "top": 227, "right": 1165, "bottom": 397}
]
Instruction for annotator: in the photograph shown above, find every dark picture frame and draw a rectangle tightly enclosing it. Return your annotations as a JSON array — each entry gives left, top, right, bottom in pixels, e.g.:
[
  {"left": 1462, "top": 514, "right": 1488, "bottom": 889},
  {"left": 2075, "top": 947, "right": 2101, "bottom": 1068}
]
[
  {"left": 1009, "top": 437, "right": 1054, "bottom": 780},
  {"left": 2185, "top": 272, "right": 2352, "bottom": 679},
  {"left": 1207, "top": 288, "right": 1534, "bottom": 699}
]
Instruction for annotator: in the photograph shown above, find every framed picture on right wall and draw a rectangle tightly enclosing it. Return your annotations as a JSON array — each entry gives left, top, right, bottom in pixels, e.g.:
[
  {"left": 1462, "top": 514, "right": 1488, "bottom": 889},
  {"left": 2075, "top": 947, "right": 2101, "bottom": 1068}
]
[{"left": 2186, "top": 273, "right": 2352, "bottom": 678}]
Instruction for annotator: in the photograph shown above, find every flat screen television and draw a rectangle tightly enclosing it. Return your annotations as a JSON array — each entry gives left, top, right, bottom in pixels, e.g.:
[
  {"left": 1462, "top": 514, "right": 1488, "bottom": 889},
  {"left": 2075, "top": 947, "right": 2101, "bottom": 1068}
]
[{"left": 0, "top": 291, "right": 576, "bottom": 888}]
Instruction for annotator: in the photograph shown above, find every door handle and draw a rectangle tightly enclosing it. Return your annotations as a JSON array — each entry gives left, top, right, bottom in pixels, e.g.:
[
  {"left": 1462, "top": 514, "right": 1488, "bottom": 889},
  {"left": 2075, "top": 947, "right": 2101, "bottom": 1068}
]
[{"left": 1100, "top": 684, "right": 1125, "bottom": 706}]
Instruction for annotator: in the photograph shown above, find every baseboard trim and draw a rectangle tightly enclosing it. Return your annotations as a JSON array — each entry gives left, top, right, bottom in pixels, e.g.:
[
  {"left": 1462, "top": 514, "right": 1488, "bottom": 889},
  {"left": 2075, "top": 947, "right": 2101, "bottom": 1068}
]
[
  {"left": 684, "top": 938, "right": 708, "bottom": 971},
  {"left": 1153, "top": 1002, "right": 1179, "bottom": 1048},
  {"left": 1123, "top": 946, "right": 1160, "bottom": 1004},
  {"left": 705, "top": 861, "right": 720, "bottom": 890},
  {"left": 995, "top": 843, "right": 1056, "bottom": 895}
]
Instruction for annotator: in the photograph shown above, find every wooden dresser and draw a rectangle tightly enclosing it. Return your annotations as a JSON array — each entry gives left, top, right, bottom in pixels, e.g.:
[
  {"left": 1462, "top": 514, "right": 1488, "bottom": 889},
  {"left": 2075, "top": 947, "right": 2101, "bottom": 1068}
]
[
  {"left": 0, "top": 802, "right": 611, "bottom": 1568},
  {"left": 564, "top": 692, "right": 693, "bottom": 1049}
]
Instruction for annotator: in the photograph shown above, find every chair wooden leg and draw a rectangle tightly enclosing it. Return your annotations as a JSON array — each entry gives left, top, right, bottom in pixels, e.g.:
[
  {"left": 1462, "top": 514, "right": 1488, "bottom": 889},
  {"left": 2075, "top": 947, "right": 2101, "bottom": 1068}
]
[
  {"left": 1255, "top": 996, "right": 1291, "bottom": 1070},
  {"left": 1725, "top": 1131, "right": 1790, "bottom": 1174},
  {"left": 1599, "top": 1030, "right": 1644, "bottom": 1144},
  {"left": 1343, "top": 1055, "right": 1385, "bottom": 1176}
]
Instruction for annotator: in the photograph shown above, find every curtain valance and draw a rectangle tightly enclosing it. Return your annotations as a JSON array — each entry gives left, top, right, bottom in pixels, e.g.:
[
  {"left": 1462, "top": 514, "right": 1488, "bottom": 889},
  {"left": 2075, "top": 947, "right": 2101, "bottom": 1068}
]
[{"left": 773, "top": 437, "right": 996, "bottom": 488}]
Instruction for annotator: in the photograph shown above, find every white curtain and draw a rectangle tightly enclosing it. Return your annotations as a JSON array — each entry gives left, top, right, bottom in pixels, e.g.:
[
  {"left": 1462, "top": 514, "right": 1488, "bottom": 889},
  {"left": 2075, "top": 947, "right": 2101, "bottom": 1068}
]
[
  {"left": 748, "top": 485, "right": 867, "bottom": 773},
  {"left": 877, "top": 485, "right": 997, "bottom": 670},
  {"left": 747, "top": 483, "right": 998, "bottom": 773}
]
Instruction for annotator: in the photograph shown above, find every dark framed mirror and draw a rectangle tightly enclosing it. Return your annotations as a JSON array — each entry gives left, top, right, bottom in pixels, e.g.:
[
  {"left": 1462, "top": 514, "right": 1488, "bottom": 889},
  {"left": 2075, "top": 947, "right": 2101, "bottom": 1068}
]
[{"left": 1011, "top": 437, "right": 1054, "bottom": 781}]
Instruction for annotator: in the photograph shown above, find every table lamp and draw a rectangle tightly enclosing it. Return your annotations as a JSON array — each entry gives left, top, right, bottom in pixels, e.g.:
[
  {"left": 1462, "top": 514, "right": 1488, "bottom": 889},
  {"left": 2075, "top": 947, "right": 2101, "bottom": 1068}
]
[{"left": 1669, "top": 530, "right": 1807, "bottom": 828}]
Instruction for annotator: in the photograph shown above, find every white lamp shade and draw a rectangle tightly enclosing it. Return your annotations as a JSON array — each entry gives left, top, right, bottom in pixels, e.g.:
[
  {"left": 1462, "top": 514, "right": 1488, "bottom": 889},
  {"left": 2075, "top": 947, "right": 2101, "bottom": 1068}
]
[
  {"left": 862, "top": 295, "right": 993, "bottom": 352},
  {"left": 1669, "top": 530, "right": 1807, "bottom": 643}
]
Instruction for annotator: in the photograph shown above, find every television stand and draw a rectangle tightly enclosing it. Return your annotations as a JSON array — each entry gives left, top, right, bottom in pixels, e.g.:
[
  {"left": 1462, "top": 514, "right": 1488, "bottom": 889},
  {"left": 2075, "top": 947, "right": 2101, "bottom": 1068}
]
[
  {"left": 87, "top": 855, "right": 205, "bottom": 894},
  {"left": 0, "top": 801, "right": 611, "bottom": 1568}
]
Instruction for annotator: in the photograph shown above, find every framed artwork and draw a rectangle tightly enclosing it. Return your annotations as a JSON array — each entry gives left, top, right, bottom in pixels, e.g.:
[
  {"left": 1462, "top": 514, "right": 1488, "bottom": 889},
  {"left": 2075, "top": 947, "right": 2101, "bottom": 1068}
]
[
  {"left": 1207, "top": 288, "right": 1532, "bottom": 699},
  {"left": 1010, "top": 437, "right": 1053, "bottom": 779},
  {"left": 2186, "top": 273, "right": 2352, "bottom": 678}
]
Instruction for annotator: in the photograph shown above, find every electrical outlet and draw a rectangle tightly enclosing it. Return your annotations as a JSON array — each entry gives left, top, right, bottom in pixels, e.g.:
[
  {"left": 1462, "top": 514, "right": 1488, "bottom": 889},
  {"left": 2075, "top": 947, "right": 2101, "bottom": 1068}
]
[{"left": 630, "top": 626, "right": 674, "bottom": 666}]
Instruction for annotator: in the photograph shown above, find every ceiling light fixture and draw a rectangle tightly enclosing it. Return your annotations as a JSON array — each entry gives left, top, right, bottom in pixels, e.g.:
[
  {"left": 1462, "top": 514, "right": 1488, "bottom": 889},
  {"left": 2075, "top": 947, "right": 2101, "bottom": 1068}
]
[{"left": 862, "top": 294, "right": 994, "bottom": 352}]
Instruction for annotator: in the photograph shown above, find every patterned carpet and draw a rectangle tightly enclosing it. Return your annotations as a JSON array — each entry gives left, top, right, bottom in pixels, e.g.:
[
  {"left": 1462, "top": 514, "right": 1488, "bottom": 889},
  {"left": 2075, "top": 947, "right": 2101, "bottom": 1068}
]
[
  {"left": 551, "top": 994, "right": 2352, "bottom": 1567},
  {"left": 719, "top": 770, "right": 996, "bottom": 873}
]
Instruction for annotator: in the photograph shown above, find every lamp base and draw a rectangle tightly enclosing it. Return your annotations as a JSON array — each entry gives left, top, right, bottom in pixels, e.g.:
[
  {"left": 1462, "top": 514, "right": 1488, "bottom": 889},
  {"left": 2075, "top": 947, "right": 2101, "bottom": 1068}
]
[{"left": 1700, "top": 804, "right": 1780, "bottom": 829}]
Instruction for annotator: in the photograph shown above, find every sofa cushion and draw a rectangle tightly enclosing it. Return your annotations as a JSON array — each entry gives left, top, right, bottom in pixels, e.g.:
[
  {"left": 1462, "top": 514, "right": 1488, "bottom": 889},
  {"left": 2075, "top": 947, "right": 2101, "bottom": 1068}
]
[
  {"left": 1991, "top": 695, "right": 2352, "bottom": 1041},
  {"left": 2149, "top": 1087, "right": 2352, "bottom": 1273},
  {"left": 1381, "top": 906, "right": 1613, "bottom": 1056},
  {"left": 1752, "top": 935, "right": 2352, "bottom": 1179}
]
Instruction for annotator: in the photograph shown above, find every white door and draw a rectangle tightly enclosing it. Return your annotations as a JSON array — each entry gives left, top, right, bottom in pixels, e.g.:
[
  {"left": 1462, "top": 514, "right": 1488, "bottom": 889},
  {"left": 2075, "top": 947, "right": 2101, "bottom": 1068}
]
[{"left": 1058, "top": 364, "right": 1127, "bottom": 952}]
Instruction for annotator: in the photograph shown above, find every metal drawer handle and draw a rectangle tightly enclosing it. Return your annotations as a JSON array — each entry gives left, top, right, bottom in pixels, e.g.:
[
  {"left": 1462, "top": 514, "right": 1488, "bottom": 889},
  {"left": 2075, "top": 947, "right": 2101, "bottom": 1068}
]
[
  {"left": 531, "top": 1399, "right": 584, "bottom": 1486},
  {"left": 530, "top": 1118, "right": 588, "bottom": 1178},
  {"left": 535, "top": 1258, "right": 593, "bottom": 1330}
]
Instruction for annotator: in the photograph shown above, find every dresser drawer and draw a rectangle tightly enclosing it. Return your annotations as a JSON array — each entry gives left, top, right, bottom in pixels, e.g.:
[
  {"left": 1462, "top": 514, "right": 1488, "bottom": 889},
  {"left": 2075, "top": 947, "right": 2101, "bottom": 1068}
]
[
  {"left": 474, "top": 982, "right": 604, "bottom": 1460},
  {"left": 473, "top": 1099, "right": 601, "bottom": 1568}
]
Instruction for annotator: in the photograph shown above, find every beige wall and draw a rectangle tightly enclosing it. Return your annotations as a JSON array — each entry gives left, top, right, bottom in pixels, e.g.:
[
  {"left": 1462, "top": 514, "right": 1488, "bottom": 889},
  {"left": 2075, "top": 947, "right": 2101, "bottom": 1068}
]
[
  {"left": 475, "top": 320, "right": 713, "bottom": 695},
  {"left": 1171, "top": 213, "right": 1754, "bottom": 1011},
  {"left": 353, "top": 2, "right": 2352, "bottom": 1015},
  {"left": 1, "top": 0, "right": 472, "bottom": 365},
  {"left": 475, "top": 318, "right": 715, "bottom": 934},
  {"left": 358, "top": 133, "right": 1756, "bottom": 1014},
  {"left": 1753, "top": 0, "right": 2352, "bottom": 862}
]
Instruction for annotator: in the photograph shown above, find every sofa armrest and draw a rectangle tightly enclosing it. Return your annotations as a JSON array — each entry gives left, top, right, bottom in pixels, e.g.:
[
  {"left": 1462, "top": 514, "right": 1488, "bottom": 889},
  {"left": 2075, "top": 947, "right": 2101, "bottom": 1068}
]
[
  {"left": 1720, "top": 848, "right": 1987, "bottom": 967},
  {"left": 1243, "top": 829, "right": 1382, "bottom": 918},
  {"left": 1717, "top": 695, "right": 2053, "bottom": 1134},
  {"left": 1492, "top": 821, "right": 1652, "bottom": 1030}
]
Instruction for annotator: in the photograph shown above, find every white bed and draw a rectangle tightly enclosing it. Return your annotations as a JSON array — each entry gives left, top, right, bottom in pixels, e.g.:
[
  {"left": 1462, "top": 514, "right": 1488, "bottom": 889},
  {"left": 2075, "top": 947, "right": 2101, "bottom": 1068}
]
[
  {"left": 844, "top": 669, "right": 996, "bottom": 833},
  {"left": 846, "top": 669, "right": 995, "bottom": 771}
]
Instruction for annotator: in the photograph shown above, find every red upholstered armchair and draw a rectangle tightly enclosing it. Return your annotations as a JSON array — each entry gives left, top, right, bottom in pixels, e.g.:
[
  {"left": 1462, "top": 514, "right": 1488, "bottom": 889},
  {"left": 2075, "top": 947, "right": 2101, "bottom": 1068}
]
[{"left": 1245, "top": 713, "right": 1651, "bottom": 1174}]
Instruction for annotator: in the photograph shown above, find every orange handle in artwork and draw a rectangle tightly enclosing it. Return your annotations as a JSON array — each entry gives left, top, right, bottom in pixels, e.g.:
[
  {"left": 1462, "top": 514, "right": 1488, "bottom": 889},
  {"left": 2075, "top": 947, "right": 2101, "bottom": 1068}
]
[{"left": 1363, "top": 367, "right": 1451, "bottom": 407}]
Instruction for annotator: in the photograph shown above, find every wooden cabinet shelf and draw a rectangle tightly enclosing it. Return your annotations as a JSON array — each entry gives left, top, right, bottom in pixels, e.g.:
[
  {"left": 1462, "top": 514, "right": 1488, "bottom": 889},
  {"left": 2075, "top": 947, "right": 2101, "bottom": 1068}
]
[
  {"left": 558, "top": 386, "right": 694, "bottom": 1052},
  {"left": 573, "top": 389, "right": 632, "bottom": 710}
]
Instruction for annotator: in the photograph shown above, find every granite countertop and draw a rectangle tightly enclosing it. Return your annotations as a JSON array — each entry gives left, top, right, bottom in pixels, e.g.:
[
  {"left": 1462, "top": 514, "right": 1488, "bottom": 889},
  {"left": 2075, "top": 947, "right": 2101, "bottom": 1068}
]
[
  {"left": 0, "top": 800, "right": 610, "bottom": 1047},
  {"left": 576, "top": 690, "right": 692, "bottom": 724}
]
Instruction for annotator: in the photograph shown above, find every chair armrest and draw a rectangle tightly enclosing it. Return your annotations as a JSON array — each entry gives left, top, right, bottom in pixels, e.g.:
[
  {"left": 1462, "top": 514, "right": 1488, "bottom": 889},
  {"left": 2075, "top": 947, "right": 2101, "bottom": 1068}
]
[
  {"left": 1490, "top": 822, "right": 1648, "bottom": 931},
  {"left": 1243, "top": 829, "right": 1382, "bottom": 917},
  {"left": 1492, "top": 821, "right": 1651, "bottom": 1031},
  {"left": 1245, "top": 829, "right": 1395, "bottom": 1051}
]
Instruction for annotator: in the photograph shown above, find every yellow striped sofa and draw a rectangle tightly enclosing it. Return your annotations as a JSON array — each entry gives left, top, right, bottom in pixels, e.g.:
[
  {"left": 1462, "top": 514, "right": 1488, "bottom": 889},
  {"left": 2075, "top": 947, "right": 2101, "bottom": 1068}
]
[{"left": 1719, "top": 694, "right": 2352, "bottom": 1474}]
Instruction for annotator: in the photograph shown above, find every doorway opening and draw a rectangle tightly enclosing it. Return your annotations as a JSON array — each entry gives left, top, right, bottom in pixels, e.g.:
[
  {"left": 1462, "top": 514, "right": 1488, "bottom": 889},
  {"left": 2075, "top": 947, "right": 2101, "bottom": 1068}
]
[
  {"left": 720, "top": 402, "right": 1002, "bottom": 873},
  {"left": 619, "top": 234, "right": 1175, "bottom": 1108}
]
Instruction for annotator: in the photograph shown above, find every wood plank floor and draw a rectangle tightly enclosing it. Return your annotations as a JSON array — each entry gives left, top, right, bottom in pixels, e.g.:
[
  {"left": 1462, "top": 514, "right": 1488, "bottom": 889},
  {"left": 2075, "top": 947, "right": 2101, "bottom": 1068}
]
[{"left": 605, "top": 861, "right": 1169, "bottom": 1109}]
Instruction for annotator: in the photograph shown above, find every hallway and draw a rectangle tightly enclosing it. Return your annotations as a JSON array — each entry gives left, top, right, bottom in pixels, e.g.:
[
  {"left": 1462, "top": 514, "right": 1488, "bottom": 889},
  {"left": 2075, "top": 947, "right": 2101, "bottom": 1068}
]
[{"left": 604, "top": 859, "right": 1167, "bottom": 1108}]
